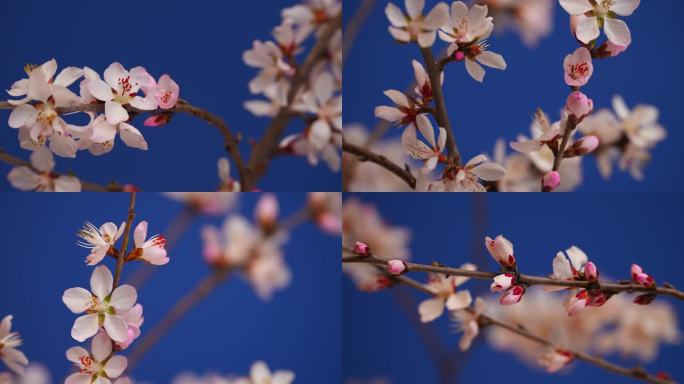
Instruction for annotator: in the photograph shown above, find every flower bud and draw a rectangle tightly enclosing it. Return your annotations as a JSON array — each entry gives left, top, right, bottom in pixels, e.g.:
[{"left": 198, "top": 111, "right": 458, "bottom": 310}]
[
  {"left": 605, "top": 40, "right": 628, "bottom": 57},
  {"left": 583, "top": 261, "right": 599, "bottom": 282},
  {"left": 255, "top": 193, "right": 278, "bottom": 231},
  {"left": 454, "top": 51, "right": 465, "bottom": 61},
  {"left": 143, "top": 113, "right": 172, "bottom": 127},
  {"left": 499, "top": 285, "right": 525, "bottom": 305},
  {"left": 631, "top": 264, "right": 655, "bottom": 287},
  {"left": 571, "top": 135, "right": 599, "bottom": 156},
  {"left": 353, "top": 241, "right": 370, "bottom": 256},
  {"left": 485, "top": 235, "right": 516, "bottom": 268},
  {"left": 387, "top": 259, "right": 407, "bottom": 275},
  {"left": 566, "top": 91, "right": 593, "bottom": 118},
  {"left": 542, "top": 171, "right": 560, "bottom": 192},
  {"left": 490, "top": 273, "right": 515, "bottom": 292}
]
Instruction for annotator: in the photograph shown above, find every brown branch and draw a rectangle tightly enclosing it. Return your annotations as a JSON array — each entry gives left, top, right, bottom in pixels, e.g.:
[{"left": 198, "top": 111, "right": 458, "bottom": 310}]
[
  {"left": 420, "top": 47, "right": 461, "bottom": 166},
  {"left": 342, "top": 141, "right": 416, "bottom": 189},
  {"left": 113, "top": 192, "right": 136, "bottom": 288},
  {"left": 126, "top": 269, "right": 230, "bottom": 370},
  {"left": 0, "top": 148, "right": 116, "bottom": 192},
  {"left": 0, "top": 99, "right": 247, "bottom": 187},
  {"left": 551, "top": 114, "right": 579, "bottom": 172},
  {"left": 341, "top": 0, "right": 377, "bottom": 68},
  {"left": 388, "top": 273, "right": 674, "bottom": 384},
  {"left": 342, "top": 252, "right": 684, "bottom": 301},
  {"left": 244, "top": 12, "right": 342, "bottom": 190}
]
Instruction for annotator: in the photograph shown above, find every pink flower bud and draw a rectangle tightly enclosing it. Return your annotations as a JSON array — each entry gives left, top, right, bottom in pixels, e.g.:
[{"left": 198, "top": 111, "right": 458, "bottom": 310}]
[
  {"left": 575, "top": 135, "right": 599, "bottom": 155},
  {"left": 631, "top": 264, "right": 655, "bottom": 287},
  {"left": 255, "top": 193, "right": 279, "bottom": 230},
  {"left": 499, "top": 285, "right": 525, "bottom": 305},
  {"left": 542, "top": 171, "right": 561, "bottom": 192},
  {"left": 454, "top": 51, "right": 465, "bottom": 61},
  {"left": 634, "top": 293, "right": 656, "bottom": 305},
  {"left": 353, "top": 241, "right": 370, "bottom": 256},
  {"left": 485, "top": 235, "right": 516, "bottom": 268},
  {"left": 605, "top": 40, "right": 628, "bottom": 57},
  {"left": 143, "top": 113, "right": 171, "bottom": 127},
  {"left": 387, "top": 259, "right": 407, "bottom": 275},
  {"left": 583, "top": 261, "right": 599, "bottom": 282},
  {"left": 566, "top": 91, "right": 593, "bottom": 118},
  {"left": 490, "top": 273, "right": 515, "bottom": 292}
]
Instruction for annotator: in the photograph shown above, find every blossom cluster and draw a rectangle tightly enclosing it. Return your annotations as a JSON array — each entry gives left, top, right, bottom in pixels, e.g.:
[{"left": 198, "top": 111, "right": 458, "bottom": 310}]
[
  {"left": 60, "top": 216, "right": 168, "bottom": 383},
  {"left": 173, "top": 361, "right": 294, "bottom": 384},
  {"left": 5, "top": 59, "right": 179, "bottom": 191},
  {"left": 242, "top": 0, "right": 342, "bottom": 173},
  {"left": 0, "top": 315, "right": 28, "bottom": 376}
]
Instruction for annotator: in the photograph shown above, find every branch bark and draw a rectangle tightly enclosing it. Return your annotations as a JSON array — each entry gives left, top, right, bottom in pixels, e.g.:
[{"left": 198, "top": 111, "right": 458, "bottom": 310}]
[
  {"left": 388, "top": 273, "right": 674, "bottom": 384},
  {"left": 342, "top": 252, "right": 684, "bottom": 301},
  {"left": 113, "top": 192, "right": 137, "bottom": 288},
  {"left": 243, "top": 12, "right": 342, "bottom": 190},
  {"left": 342, "top": 141, "right": 416, "bottom": 189}
]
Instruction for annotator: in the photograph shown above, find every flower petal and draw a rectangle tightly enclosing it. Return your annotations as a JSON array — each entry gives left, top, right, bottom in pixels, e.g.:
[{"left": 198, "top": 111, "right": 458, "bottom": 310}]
[
  {"left": 103, "top": 314, "right": 129, "bottom": 342},
  {"left": 604, "top": 17, "right": 631, "bottom": 46},
  {"left": 109, "top": 285, "right": 137, "bottom": 311},
  {"left": 90, "top": 265, "right": 113, "bottom": 299},
  {"left": 418, "top": 297, "right": 445, "bottom": 323},
  {"left": 71, "top": 314, "right": 99, "bottom": 342},
  {"left": 63, "top": 287, "right": 92, "bottom": 314}
]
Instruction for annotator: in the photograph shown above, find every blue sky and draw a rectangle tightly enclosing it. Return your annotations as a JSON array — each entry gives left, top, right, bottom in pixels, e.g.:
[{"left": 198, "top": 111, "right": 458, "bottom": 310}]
[
  {"left": 343, "top": 0, "right": 684, "bottom": 191},
  {"left": 344, "top": 193, "right": 684, "bottom": 383},
  {"left": 0, "top": 193, "right": 341, "bottom": 382},
  {"left": 0, "top": 0, "right": 340, "bottom": 192}
]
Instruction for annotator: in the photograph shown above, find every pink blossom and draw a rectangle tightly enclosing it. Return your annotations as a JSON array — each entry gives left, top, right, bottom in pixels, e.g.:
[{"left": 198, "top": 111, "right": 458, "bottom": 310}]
[
  {"left": 566, "top": 91, "right": 593, "bottom": 118},
  {"left": 490, "top": 273, "right": 514, "bottom": 293},
  {"left": 631, "top": 264, "right": 655, "bottom": 287},
  {"left": 485, "top": 235, "right": 516, "bottom": 268},
  {"left": 542, "top": 171, "right": 561, "bottom": 192},
  {"left": 353, "top": 241, "right": 370, "bottom": 256},
  {"left": 500, "top": 285, "right": 525, "bottom": 305},
  {"left": 583, "top": 261, "right": 599, "bottom": 282},
  {"left": 563, "top": 47, "right": 593, "bottom": 87},
  {"left": 143, "top": 113, "right": 171, "bottom": 127},
  {"left": 387, "top": 259, "right": 406, "bottom": 275}
]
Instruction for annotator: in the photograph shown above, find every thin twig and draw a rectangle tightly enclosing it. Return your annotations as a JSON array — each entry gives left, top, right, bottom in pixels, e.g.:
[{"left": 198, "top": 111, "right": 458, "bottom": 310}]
[
  {"left": 342, "top": 252, "right": 684, "bottom": 301},
  {"left": 342, "top": 141, "right": 416, "bottom": 189},
  {"left": 341, "top": 0, "right": 377, "bottom": 68},
  {"left": 0, "top": 148, "right": 117, "bottom": 191},
  {"left": 388, "top": 273, "right": 674, "bottom": 384},
  {"left": 244, "top": 12, "right": 342, "bottom": 190},
  {"left": 113, "top": 192, "right": 137, "bottom": 288},
  {"left": 420, "top": 47, "right": 461, "bottom": 165}
]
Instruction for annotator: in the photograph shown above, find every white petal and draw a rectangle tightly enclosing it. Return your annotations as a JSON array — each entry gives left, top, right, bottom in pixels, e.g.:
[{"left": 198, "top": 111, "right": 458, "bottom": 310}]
[
  {"left": 559, "top": 0, "right": 593, "bottom": 15},
  {"left": 90, "top": 265, "right": 113, "bottom": 299},
  {"left": 7, "top": 166, "right": 39, "bottom": 191},
  {"left": 92, "top": 331, "right": 112, "bottom": 362},
  {"left": 418, "top": 297, "right": 445, "bottom": 323},
  {"left": 66, "top": 346, "right": 89, "bottom": 364},
  {"left": 603, "top": 18, "right": 631, "bottom": 46},
  {"left": 105, "top": 101, "right": 129, "bottom": 125},
  {"left": 87, "top": 79, "right": 114, "bottom": 101},
  {"left": 470, "top": 161, "right": 505, "bottom": 181},
  {"left": 30, "top": 147, "right": 55, "bottom": 173},
  {"left": 566, "top": 246, "right": 588, "bottom": 270},
  {"left": 103, "top": 314, "right": 129, "bottom": 342},
  {"left": 612, "top": 95, "right": 630, "bottom": 120},
  {"left": 65, "top": 373, "right": 92, "bottom": 384},
  {"left": 104, "top": 355, "right": 128, "bottom": 379},
  {"left": 119, "top": 123, "right": 148, "bottom": 150},
  {"left": 109, "top": 285, "right": 137, "bottom": 311},
  {"left": 63, "top": 287, "right": 92, "bottom": 313},
  {"left": 389, "top": 26, "right": 411, "bottom": 42},
  {"left": 129, "top": 95, "right": 157, "bottom": 110},
  {"left": 423, "top": 2, "right": 449, "bottom": 29},
  {"left": 385, "top": 3, "right": 408, "bottom": 27},
  {"left": 476, "top": 51, "right": 507, "bottom": 70},
  {"left": 415, "top": 114, "right": 436, "bottom": 147},
  {"left": 383, "top": 89, "right": 410, "bottom": 108},
  {"left": 314, "top": 72, "right": 334, "bottom": 105},
  {"left": 54, "top": 67, "right": 84, "bottom": 87},
  {"left": 552, "top": 253, "right": 573, "bottom": 279},
  {"left": 417, "top": 31, "right": 437, "bottom": 48},
  {"left": 54, "top": 176, "right": 82, "bottom": 192},
  {"left": 611, "top": 0, "right": 640, "bottom": 16},
  {"left": 465, "top": 59, "right": 485, "bottom": 82},
  {"left": 71, "top": 314, "right": 99, "bottom": 342},
  {"left": 446, "top": 290, "right": 472, "bottom": 310},
  {"left": 374, "top": 106, "right": 405, "bottom": 122},
  {"left": 405, "top": 0, "right": 424, "bottom": 19},
  {"left": 575, "top": 16, "right": 600, "bottom": 44},
  {"left": 8, "top": 104, "right": 38, "bottom": 128}
]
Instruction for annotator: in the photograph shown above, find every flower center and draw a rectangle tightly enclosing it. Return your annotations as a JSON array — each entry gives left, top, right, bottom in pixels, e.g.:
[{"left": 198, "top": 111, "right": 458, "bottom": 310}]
[
  {"left": 569, "top": 62, "right": 589, "bottom": 79},
  {"left": 160, "top": 91, "right": 173, "bottom": 104},
  {"left": 451, "top": 17, "right": 469, "bottom": 41},
  {"left": 79, "top": 356, "right": 95, "bottom": 373},
  {"left": 118, "top": 76, "right": 133, "bottom": 94},
  {"left": 37, "top": 103, "right": 58, "bottom": 124},
  {"left": 23, "top": 63, "right": 39, "bottom": 75},
  {"left": 595, "top": 0, "right": 614, "bottom": 15}
]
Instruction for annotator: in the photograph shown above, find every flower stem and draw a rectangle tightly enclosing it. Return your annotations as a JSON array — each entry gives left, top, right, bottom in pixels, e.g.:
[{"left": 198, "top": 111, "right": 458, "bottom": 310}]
[
  {"left": 420, "top": 46, "right": 461, "bottom": 166},
  {"left": 113, "top": 192, "right": 136, "bottom": 288},
  {"left": 342, "top": 141, "right": 417, "bottom": 189}
]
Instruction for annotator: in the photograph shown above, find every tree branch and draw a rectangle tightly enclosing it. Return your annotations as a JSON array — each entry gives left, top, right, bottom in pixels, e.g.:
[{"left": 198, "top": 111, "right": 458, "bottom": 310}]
[
  {"left": 342, "top": 252, "right": 684, "bottom": 301},
  {"left": 0, "top": 148, "right": 117, "bottom": 192},
  {"left": 113, "top": 192, "right": 136, "bottom": 288},
  {"left": 420, "top": 47, "right": 461, "bottom": 166},
  {"left": 243, "top": 12, "right": 342, "bottom": 190},
  {"left": 387, "top": 273, "right": 674, "bottom": 384},
  {"left": 342, "top": 141, "right": 416, "bottom": 189}
]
